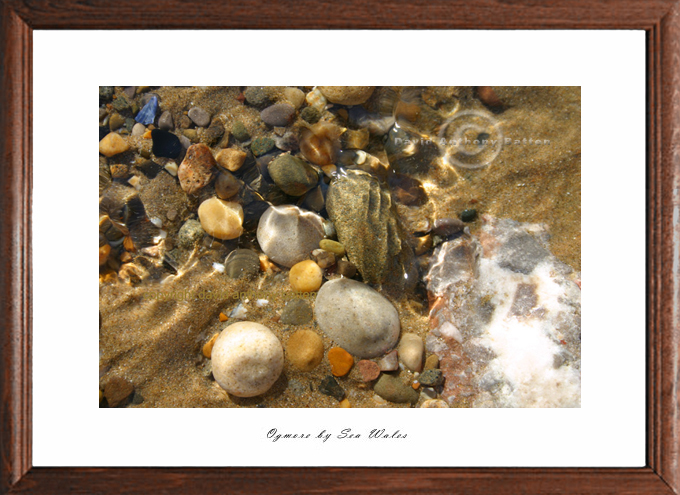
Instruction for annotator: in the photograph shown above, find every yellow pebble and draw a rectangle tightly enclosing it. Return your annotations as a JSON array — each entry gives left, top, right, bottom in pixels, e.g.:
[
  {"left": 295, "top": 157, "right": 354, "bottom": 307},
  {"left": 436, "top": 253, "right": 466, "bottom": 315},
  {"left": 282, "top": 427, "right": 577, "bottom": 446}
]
[
  {"left": 319, "top": 239, "right": 345, "bottom": 257},
  {"left": 202, "top": 332, "right": 220, "bottom": 359},
  {"left": 289, "top": 260, "right": 323, "bottom": 292},
  {"left": 328, "top": 347, "right": 354, "bottom": 377},
  {"left": 218, "top": 312, "right": 229, "bottom": 322},
  {"left": 339, "top": 398, "right": 351, "bottom": 408},
  {"left": 99, "top": 132, "right": 130, "bottom": 157},
  {"left": 99, "top": 244, "right": 111, "bottom": 266}
]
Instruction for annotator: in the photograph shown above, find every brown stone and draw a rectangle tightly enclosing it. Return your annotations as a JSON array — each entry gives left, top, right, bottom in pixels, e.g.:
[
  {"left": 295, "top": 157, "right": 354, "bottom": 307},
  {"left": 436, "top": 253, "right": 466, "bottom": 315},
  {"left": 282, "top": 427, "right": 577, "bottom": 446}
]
[
  {"left": 103, "top": 377, "right": 134, "bottom": 407},
  {"left": 178, "top": 143, "right": 216, "bottom": 194},
  {"left": 357, "top": 360, "right": 381, "bottom": 382}
]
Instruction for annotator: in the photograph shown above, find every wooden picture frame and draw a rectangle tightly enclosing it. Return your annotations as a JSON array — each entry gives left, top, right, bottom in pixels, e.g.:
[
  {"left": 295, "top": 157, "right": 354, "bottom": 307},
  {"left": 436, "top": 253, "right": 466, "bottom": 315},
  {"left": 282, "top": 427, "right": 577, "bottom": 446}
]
[{"left": 2, "top": 1, "right": 678, "bottom": 493}]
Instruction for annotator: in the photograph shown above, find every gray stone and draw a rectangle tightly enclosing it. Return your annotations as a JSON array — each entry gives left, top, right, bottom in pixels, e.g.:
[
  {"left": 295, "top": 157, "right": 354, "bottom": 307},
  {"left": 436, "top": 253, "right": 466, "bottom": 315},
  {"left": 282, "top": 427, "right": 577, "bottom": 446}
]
[
  {"left": 379, "top": 350, "right": 399, "bottom": 371},
  {"left": 260, "top": 103, "right": 296, "bottom": 127},
  {"left": 280, "top": 298, "right": 313, "bottom": 325},
  {"left": 374, "top": 374, "right": 419, "bottom": 404},
  {"left": 244, "top": 87, "right": 272, "bottom": 109},
  {"left": 188, "top": 106, "right": 211, "bottom": 127},
  {"left": 159, "top": 110, "right": 174, "bottom": 131},
  {"left": 256, "top": 205, "right": 325, "bottom": 268},
  {"left": 418, "top": 369, "right": 444, "bottom": 387},
  {"left": 267, "top": 154, "right": 319, "bottom": 196},
  {"left": 177, "top": 219, "right": 205, "bottom": 249},
  {"left": 131, "top": 123, "right": 146, "bottom": 137},
  {"left": 315, "top": 278, "right": 400, "bottom": 358},
  {"left": 319, "top": 375, "right": 345, "bottom": 401},
  {"left": 498, "top": 232, "right": 549, "bottom": 274},
  {"left": 232, "top": 121, "right": 250, "bottom": 142},
  {"left": 326, "top": 169, "right": 417, "bottom": 291}
]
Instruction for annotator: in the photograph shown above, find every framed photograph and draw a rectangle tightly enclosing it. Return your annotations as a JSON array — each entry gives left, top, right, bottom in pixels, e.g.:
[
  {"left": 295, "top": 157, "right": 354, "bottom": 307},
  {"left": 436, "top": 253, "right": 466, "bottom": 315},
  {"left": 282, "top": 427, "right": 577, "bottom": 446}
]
[{"left": 2, "top": 0, "right": 679, "bottom": 493}]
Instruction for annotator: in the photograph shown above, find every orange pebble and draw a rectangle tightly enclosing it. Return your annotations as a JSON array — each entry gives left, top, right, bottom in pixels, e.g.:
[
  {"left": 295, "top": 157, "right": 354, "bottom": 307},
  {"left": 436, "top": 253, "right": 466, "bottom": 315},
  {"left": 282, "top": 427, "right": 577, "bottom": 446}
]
[
  {"left": 328, "top": 347, "right": 354, "bottom": 377},
  {"left": 412, "top": 381, "right": 420, "bottom": 390},
  {"left": 99, "top": 244, "right": 111, "bottom": 266},
  {"left": 219, "top": 312, "right": 229, "bottom": 322},
  {"left": 123, "top": 235, "right": 136, "bottom": 252},
  {"left": 339, "top": 398, "right": 351, "bottom": 408},
  {"left": 202, "top": 332, "right": 220, "bottom": 358},
  {"left": 143, "top": 129, "right": 153, "bottom": 139}
]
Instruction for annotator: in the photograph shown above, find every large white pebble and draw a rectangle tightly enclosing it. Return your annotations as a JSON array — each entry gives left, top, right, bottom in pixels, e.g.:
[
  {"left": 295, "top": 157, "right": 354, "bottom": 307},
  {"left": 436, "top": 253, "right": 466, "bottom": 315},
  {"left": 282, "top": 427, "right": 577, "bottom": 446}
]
[
  {"left": 398, "top": 333, "right": 424, "bottom": 371},
  {"left": 198, "top": 197, "right": 244, "bottom": 240},
  {"left": 315, "top": 278, "right": 400, "bottom": 358},
  {"left": 211, "top": 322, "right": 284, "bottom": 397},
  {"left": 256, "top": 205, "right": 325, "bottom": 267}
]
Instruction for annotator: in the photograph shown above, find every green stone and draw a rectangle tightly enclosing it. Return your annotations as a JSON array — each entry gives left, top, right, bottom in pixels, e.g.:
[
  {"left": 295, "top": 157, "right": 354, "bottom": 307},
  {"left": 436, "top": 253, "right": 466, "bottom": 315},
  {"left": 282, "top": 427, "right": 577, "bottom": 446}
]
[
  {"left": 319, "top": 239, "right": 345, "bottom": 257},
  {"left": 460, "top": 208, "right": 478, "bottom": 222},
  {"left": 124, "top": 118, "right": 136, "bottom": 132},
  {"left": 250, "top": 137, "right": 275, "bottom": 157},
  {"left": 108, "top": 113, "right": 125, "bottom": 131},
  {"left": 301, "top": 106, "right": 320, "bottom": 124},
  {"left": 418, "top": 369, "right": 444, "bottom": 387},
  {"left": 231, "top": 121, "right": 251, "bottom": 142},
  {"left": 267, "top": 154, "right": 318, "bottom": 196},
  {"left": 373, "top": 373, "right": 419, "bottom": 404},
  {"left": 112, "top": 95, "right": 130, "bottom": 112}
]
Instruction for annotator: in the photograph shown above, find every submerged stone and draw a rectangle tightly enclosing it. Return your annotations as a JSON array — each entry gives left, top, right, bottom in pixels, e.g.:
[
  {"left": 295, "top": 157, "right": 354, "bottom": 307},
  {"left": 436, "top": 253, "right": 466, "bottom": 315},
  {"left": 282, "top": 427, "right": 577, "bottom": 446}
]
[{"left": 135, "top": 95, "right": 158, "bottom": 125}]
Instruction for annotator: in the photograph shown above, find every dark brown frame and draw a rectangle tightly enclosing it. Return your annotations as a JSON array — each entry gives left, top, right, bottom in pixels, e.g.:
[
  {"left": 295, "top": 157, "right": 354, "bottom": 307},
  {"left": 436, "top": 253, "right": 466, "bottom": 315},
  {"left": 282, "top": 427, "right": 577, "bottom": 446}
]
[{"left": 1, "top": 1, "right": 678, "bottom": 493}]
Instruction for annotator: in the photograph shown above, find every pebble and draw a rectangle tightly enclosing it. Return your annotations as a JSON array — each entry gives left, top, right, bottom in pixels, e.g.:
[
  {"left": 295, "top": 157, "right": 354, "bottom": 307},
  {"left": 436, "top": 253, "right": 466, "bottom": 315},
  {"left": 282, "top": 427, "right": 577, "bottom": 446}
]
[
  {"left": 202, "top": 332, "right": 220, "bottom": 358},
  {"left": 216, "top": 148, "right": 246, "bottom": 172},
  {"left": 319, "top": 375, "right": 345, "bottom": 401},
  {"left": 112, "top": 95, "right": 130, "bottom": 112},
  {"left": 224, "top": 249, "right": 260, "bottom": 279},
  {"left": 289, "top": 260, "right": 323, "bottom": 292},
  {"left": 164, "top": 162, "right": 179, "bottom": 177},
  {"left": 102, "top": 376, "right": 134, "bottom": 407},
  {"left": 328, "top": 347, "right": 354, "bottom": 376},
  {"left": 335, "top": 259, "right": 357, "bottom": 279},
  {"left": 108, "top": 113, "right": 125, "bottom": 130},
  {"left": 357, "top": 360, "right": 381, "bottom": 382},
  {"left": 339, "top": 398, "right": 351, "bottom": 408},
  {"left": 231, "top": 121, "right": 251, "bottom": 142},
  {"left": 460, "top": 208, "right": 478, "bottom": 223},
  {"left": 178, "top": 143, "right": 216, "bottom": 194},
  {"left": 131, "top": 123, "right": 146, "bottom": 137},
  {"left": 280, "top": 298, "right": 313, "bottom": 325},
  {"left": 267, "top": 154, "right": 319, "bottom": 196},
  {"left": 318, "top": 86, "right": 374, "bottom": 106},
  {"left": 135, "top": 95, "right": 158, "bottom": 125},
  {"left": 188, "top": 106, "right": 211, "bottom": 127},
  {"left": 498, "top": 232, "right": 548, "bottom": 275},
  {"left": 424, "top": 354, "right": 439, "bottom": 370},
  {"left": 373, "top": 374, "right": 419, "bottom": 404},
  {"left": 319, "top": 239, "right": 345, "bottom": 257},
  {"left": 99, "top": 86, "right": 114, "bottom": 101},
  {"left": 418, "top": 369, "right": 444, "bottom": 387},
  {"left": 244, "top": 87, "right": 272, "bottom": 108},
  {"left": 342, "top": 128, "right": 369, "bottom": 150},
  {"left": 315, "top": 278, "right": 400, "bottom": 358},
  {"left": 158, "top": 110, "right": 174, "bottom": 131},
  {"left": 420, "top": 399, "right": 449, "bottom": 408},
  {"left": 211, "top": 322, "right": 284, "bottom": 397},
  {"left": 215, "top": 171, "right": 242, "bottom": 200},
  {"left": 99, "top": 244, "right": 111, "bottom": 266},
  {"left": 286, "top": 330, "right": 324, "bottom": 371},
  {"left": 151, "top": 129, "right": 182, "bottom": 159},
  {"left": 250, "top": 137, "right": 276, "bottom": 157},
  {"left": 99, "top": 132, "right": 129, "bottom": 157},
  {"left": 398, "top": 333, "right": 424, "bottom": 372},
  {"left": 379, "top": 350, "right": 399, "bottom": 371},
  {"left": 260, "top": 103, "right": 296, "bottom": 127},
  {"left": 300, "top": 106, "right": 320, "bottom": 124},
  {"left": 256, "top": 205, "right": 325, "bottom": 267},
  {"left": 197, "top": 197, "right": 244, "bottom": 240},
  {"left": 200, "top": 123, "right": 225, "bottom": 146},
  {"left": 311, "top": 249, "right": 335, "bottom": 269}
]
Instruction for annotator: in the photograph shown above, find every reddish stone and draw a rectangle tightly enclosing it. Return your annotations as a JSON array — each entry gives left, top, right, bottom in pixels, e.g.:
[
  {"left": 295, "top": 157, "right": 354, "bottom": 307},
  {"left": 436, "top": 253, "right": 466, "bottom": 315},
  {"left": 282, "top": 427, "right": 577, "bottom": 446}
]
[
  {"left": 103, "top": 377, "right": 134, "bottom": 407},
  {"left": 357, "top": 360, "right": 381, "bottom": 382},
  {"left": 178, "top": 143, "right": 216, "bottom": 195},
  {"left": 378, "top": 350, "right": 399, "bottom": 371}
]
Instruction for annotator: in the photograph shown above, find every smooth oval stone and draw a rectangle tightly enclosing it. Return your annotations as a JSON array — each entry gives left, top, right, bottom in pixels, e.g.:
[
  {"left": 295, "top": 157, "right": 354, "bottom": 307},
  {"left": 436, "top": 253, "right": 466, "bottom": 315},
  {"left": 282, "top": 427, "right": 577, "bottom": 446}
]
[
  {"left": 315, "top": 278, "right": 400, "bottom": 358},
  {"left": 158, "top": 110, "right": 173, "bottom": 131},
  {"left": 211, "top": 322, "right": 283, "bottom": 397},
  {"left": 373, "top": 373, "right": 419, "bottom": 404},
  {"left": 318, "top": 86, "right": 375, "bottom": 106},
  {"left": 286, "top": 330, "right": 324, "bottom": 371},
  {"left": 398, "top": 333, "right": 424, "bottom": 372},
  {"left": 326, "top": 169, "right": 417, "bottom": 291},
  {"left": 224, "top": 249, "right": 260, "bottom": 279},
  {"left": 198, "top": 197, "right": 243, "bottom": 240},
  {"left": 267, "top": 154, "right": 319, "bottom": 196},
  {"left": 99, "top": 133, "right": 129, "bottom": 157},
  {"left": 256, "top": 205, "right": 325, "bottom": 268},
  {"left": 188, "top": 106, "right": 211, "bottom": 127},
  {"left": 215, "top": 171, "right": 242, "bottom": 200},
  {"left": 260, "top": 103, "right": 296, "bottom": 127}
]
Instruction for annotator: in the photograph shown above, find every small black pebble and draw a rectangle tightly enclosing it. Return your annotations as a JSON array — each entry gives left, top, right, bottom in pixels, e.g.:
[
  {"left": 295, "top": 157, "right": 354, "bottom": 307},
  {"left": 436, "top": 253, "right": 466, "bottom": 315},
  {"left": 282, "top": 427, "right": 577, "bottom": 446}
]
[
  {"left": 460, "top": 208, "right": 478, "bottom": 222},
  {"left": 136, "top": 159, "right": 163, "bottom": 179},
  {"left": 151, "top": 129, "right": 182, "bottom": 159},
  {"left": 99, "top": 126, "right": 110, "bottom": 141},
  {"left": 319, "top": 375, "right": 345, "bottom": 401}
]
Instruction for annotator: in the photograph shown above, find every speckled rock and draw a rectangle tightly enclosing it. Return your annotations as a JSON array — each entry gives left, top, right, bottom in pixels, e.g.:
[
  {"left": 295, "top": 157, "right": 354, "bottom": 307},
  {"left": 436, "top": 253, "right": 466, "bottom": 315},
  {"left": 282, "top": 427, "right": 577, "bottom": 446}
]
[
  {"left": 178, "top": 143, "right": 216, "bottom": 195},
  {"left": 244, "top": 87, "right": 273, "bottom": 109},
  {"left": 267, "top": 154, "right": 319, "bottom": 196},
  {"left": 373, "top": 373, "right": 419, "bottom": 404},
  {"left": 211, "top": 322, "right": 284, "bottom": 397},
  {"left": 398, "top": 333, "right": 424, "bottom": 372},
  {"left": 418, "top": 369, "right": 444, "bottom": 387},
  {"left": 188, "top": 106, "right": 211, "bottom": 127},
  {"left": 99, "top": 133, "right": 129, "bottom": 157},
  {"left": 357, "top": 360, "right": 381, "bottom": 382},
  {"left": 177, "top": 219, "right": 205, "bottom": 249},
  {"left": 315, "top": 278, "right": 400, "bottom": 358},
  {"left": 319, "top": 375, "right": 345, "bottom": 401},
  {"left": 197, "top": 197, "right": 244, "bottom": 240},
  {"left": 326, "top": 169, "right": 417, "bottom": 290},
  {"left": 420, "top": 399, "right": 449, "bottom": 408},
  {"left": 280, "top": 298, "right": 313, "bottom": 325},
  {"left": 318, "top": 86, "right": 375, "bottom": 106},
  {"left": 261, "top": 103, "right": 296, "bottom": 127},
  {"left": 286, "top": 330, "right": 324, "bottom": 372},
  {"left": 289, "top": 260, "right": 323, "bottom": 292},
  {"left": 301, "top": 106, "right": 320, "bottom": 124},
  {"left": 256, "top": 205, "right": 325, "bottom": 268},
  {"left": 250, "top": 137, "right": 276, "bottom": 157},
  {"left": 232, "top": 121, "right": 251, "bottom": 142}
]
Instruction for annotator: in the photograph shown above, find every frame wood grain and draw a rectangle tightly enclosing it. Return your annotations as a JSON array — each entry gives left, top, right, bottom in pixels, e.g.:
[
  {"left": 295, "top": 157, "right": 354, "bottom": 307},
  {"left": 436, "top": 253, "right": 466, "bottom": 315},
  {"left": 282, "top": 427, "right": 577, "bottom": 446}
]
[{"left": 1, "top": 1, "right": 679, "bottom": 493}]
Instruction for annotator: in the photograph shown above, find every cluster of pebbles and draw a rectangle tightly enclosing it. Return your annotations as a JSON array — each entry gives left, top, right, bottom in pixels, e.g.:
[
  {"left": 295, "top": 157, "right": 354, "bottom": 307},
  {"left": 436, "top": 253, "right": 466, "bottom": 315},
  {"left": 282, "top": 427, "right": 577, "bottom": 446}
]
[{"left": 99, "top": 85, "right": 580, "bottom": 408}]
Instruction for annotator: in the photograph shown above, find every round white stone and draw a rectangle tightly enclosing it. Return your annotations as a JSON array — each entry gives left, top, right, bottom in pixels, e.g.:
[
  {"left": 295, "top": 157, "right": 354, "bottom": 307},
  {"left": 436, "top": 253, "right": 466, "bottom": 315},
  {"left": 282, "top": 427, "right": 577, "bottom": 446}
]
[
  {"left": 315, "top": 278, "right": 400, "bottom": 358},
  {"left": 256, "top": 205, "right": 325, "bottom": 267},
  {"left": 211, "top": 322, "right": 284, "bottom": 397},
  {"left": 398, "top": 333, "right": 424, "bottom": 372}
]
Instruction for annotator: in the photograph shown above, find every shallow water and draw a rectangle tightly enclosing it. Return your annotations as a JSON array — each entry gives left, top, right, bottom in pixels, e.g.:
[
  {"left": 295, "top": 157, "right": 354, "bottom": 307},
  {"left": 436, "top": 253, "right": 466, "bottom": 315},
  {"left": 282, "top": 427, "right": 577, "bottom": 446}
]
[{"left": 99, "top": 86, "right": 580, "bottom": 408}]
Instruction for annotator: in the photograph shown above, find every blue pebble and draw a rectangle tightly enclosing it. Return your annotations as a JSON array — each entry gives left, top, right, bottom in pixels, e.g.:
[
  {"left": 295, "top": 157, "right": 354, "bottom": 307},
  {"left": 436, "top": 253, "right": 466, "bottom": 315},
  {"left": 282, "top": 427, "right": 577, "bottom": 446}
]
[{"left": 135, "top": 96, "right": 158, "bottom": 125}]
